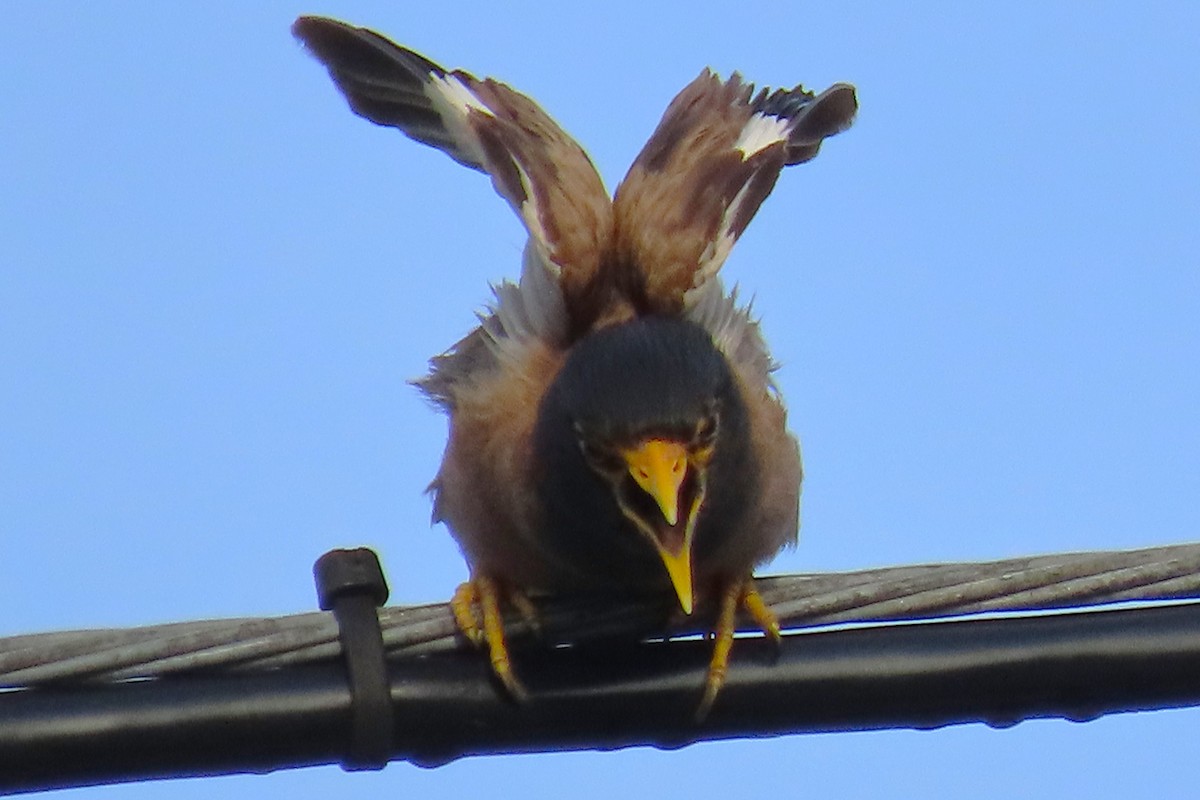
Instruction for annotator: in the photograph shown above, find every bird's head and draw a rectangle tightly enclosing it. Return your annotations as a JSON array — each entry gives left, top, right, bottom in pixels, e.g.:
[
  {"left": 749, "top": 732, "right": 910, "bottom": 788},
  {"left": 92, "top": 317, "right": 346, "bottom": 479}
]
[
  {"left": 536, "top": 316, "right": 747, "bottom": 615},
  {"left": 574, "top": 413, "right": 719, "bottom": 614}
]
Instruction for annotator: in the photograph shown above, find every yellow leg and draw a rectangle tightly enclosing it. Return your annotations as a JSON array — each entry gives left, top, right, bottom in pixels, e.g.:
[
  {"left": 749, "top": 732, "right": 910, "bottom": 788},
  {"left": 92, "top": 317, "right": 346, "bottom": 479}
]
[
  {"left": 450, "top": 581, "right": 484, "bottom": 645},
  {"left": 697, "top": 581, "right": 742, "bottom": 720},
  {"left": 741, "top": 585, "right": 782, "bottom": 644},
  {"left": 450, "top": 574, "right": 529, "bottom": 701},
  {"left": 696, "top": 578, "right": 781, "bottom": 721}
]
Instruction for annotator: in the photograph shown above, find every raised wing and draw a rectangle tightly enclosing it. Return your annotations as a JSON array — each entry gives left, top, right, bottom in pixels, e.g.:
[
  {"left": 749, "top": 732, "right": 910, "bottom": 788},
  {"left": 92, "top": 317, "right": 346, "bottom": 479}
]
[
  {"left": 292, "top": 16, "right": 613, "bottom": 320},
  {"left": 612, "top": 72, "right": 857, "bottom": 313}
]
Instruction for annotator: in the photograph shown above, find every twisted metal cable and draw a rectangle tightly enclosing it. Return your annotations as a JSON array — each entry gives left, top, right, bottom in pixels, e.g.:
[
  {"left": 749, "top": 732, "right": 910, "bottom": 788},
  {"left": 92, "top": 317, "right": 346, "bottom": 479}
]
[{"left": 4, "top": 542, "right": 1199, "bottom": 688}]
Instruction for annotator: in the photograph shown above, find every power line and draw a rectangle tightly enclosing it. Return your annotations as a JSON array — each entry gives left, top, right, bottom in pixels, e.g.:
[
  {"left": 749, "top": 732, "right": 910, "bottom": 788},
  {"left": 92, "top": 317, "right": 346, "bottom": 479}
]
[
  {"left": 4, "top": 543, "right": 1198, "bottom": 686},
  {"left": 3, "top": 543, "right": 1200, "bottom": 794}
]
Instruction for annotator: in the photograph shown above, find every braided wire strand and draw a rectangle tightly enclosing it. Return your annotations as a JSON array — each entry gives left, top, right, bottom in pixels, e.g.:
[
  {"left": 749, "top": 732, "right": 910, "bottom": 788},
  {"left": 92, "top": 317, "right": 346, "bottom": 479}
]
[{"left": 3, "top": 542, "right": 1199, "bottom": 688}]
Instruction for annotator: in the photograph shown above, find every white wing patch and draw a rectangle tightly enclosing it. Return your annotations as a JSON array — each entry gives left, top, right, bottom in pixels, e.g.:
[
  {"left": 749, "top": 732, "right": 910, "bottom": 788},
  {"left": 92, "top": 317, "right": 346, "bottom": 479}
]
[
  {"left": 430, "top": 72, "right": 493, "bottom": 116},
  {"left": 426, "top": 74, "right": 561, "bottom": 283},
  {"left": 510, "top": 160, "right": 558, "bottom": 276},
  {"left": 425, "top": 73, "right": 493, "bottom": 167},
  {"left": 734, "top": 112, "right": 790, "bottom": 159},
  {"left": 690, "top": 165, "right": 760, "bottom": 290}
]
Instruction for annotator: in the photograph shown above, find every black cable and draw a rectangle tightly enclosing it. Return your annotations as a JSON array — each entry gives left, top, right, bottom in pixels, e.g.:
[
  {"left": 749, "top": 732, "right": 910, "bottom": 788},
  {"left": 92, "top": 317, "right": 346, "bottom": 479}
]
[{"left": 4, "top": 601, "right": 1200, "bottom": 794}]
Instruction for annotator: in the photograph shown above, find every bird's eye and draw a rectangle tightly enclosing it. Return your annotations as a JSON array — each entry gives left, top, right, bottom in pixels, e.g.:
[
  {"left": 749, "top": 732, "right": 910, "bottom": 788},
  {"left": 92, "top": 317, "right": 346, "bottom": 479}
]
[
  {"left": 579, "top": 438, "right": 622, "bottom": 473},
  {"left": 694, "top": 415, "right": 718, "bottom": 447},
  {"left": 579, "top": 439, "right": 601, "bottom": 461}
]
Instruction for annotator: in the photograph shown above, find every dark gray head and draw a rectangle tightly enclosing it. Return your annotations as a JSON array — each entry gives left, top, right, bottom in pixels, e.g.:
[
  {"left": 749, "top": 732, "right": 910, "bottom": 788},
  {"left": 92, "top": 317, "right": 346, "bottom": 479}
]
[{"left": 532, "top": 316, "right": 754, "bottom": 609}]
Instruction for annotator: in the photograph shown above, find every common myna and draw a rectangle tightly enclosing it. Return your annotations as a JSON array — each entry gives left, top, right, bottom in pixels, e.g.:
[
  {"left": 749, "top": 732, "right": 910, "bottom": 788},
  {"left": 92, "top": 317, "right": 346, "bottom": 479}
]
[{"left": 293, "top": 16, "right": 857, "bottom": 715}]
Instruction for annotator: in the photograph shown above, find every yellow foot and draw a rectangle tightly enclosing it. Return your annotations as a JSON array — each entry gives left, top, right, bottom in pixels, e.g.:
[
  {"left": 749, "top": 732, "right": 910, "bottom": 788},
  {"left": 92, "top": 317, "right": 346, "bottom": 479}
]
[
  {"left": 696, "top": 578, "right": 781, "bottom": 721},
  {"left": 450, "top": 575, "right": 534, "bottom": 700}
]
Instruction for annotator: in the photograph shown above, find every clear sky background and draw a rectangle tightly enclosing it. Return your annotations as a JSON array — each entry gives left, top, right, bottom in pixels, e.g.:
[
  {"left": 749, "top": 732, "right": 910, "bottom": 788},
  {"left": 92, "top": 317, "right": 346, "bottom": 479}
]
[{"left": 3, "top": 2, "right": 1199, "bottom": 797}]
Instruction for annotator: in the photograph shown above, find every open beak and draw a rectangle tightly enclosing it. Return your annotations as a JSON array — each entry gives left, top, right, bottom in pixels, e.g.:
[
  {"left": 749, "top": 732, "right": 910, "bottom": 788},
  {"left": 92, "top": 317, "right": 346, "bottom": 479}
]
[
  {"left": 622, "top": 439, "right": 697, "bottom": 614},
  {"left": 656, "top": 541, "right": 695, "bottom": 615}
]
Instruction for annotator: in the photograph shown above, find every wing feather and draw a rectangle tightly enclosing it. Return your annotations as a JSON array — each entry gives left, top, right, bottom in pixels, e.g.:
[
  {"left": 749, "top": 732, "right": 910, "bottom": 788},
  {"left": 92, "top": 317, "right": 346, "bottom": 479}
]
[
  {"left": 293, "top": 16, "right": 612, "bottom": 324},
  {"left": 612, "top": 72, "right": 856, "bottom": 313}
]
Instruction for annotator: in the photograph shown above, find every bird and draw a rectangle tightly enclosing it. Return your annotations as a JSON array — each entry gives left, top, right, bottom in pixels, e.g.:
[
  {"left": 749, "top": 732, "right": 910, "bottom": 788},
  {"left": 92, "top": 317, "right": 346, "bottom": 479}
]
[{"left": 292, "top": 15, "right": 856, "bottom": 716}]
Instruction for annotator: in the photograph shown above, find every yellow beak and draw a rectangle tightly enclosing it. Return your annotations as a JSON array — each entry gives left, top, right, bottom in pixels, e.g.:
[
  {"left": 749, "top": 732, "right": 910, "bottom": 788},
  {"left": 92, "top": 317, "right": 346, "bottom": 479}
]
[
  {"left": 622, "top": 439, "right": 687, "bottom": 526},
  {"left": 622, "top": 439, "right": 694, "bottom": 614},
  {"left": 657, "top": 542, "right": 695, "bottom": 615}
]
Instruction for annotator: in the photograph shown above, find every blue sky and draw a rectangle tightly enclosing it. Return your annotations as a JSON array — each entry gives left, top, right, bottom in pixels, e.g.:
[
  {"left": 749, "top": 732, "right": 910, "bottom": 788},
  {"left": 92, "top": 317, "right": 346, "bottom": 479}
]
[{"left": 3, "top": 2, "right": 1199, "bottom": 797}]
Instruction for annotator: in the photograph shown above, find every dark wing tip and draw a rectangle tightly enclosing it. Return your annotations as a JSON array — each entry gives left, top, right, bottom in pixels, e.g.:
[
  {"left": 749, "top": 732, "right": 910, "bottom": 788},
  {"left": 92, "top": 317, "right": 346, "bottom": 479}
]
[
  {"left": 782, "top": 82, "right": 858, "bottom": 166},
  {"left": 292, "top": 16, "right": 484, "bottom": 166},
  {"left": 292, "top": 16, "right": 440, "bottom": 77}
]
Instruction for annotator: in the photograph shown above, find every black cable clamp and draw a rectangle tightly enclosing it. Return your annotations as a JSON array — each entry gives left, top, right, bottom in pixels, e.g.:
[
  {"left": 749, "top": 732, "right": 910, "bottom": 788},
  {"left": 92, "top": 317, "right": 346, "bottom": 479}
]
[{"left": 313, "top": 548, "right": 393, "bottom": 771}]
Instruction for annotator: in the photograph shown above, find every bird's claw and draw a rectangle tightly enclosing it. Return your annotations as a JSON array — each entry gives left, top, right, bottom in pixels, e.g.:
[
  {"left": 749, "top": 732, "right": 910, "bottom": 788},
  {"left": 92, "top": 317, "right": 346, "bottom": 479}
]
[
  {"left": 696, "top": 579, "right": 780, "bottom": 721},
  {"left": 451, "top": 575, "right": 532, "bottom": 701}
]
